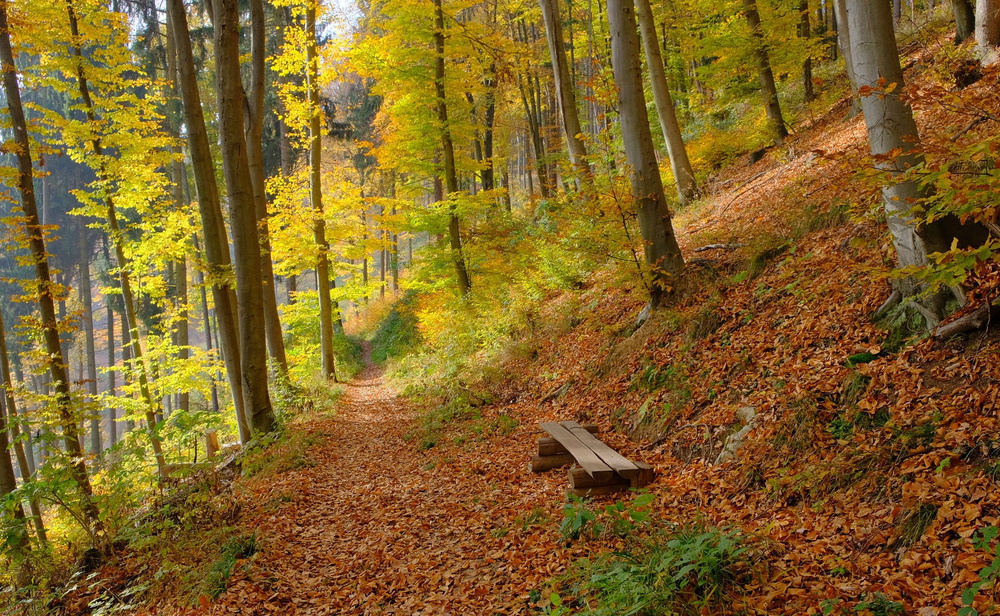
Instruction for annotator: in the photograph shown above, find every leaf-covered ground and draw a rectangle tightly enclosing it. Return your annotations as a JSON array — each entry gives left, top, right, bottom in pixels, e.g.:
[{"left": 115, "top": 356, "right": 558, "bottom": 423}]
[{"left": 100, "top": 35, "right": 1000, "bottom": 616}]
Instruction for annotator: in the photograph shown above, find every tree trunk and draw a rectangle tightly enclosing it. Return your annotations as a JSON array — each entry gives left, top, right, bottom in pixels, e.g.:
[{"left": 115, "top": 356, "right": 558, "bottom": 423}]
[
  {"left": 0, "top": 1, "right": 101, "bottom": 535},
  {"left": 608, "top": 0, "right": 686, "bottom": 307},
  {"left": 954, "top": 0, "right": 975, "bottom": 42},
  {"left": 211, "top": 0, "right": 275, "bottom": 435},
  {"left": 634, "top": 0, "right": 699, "bottom": 204},
  {"left": 799, "top": 1, "right": 815, "bottom": 102},
  {"left": 307, "top": 3, "right": 338, "bottom": 382},
  {"left": 538, "top": 0, "right": 591, "bottom": 183},
  {"left": 743, "top": 0, "right": 789, "bottom": 144},
  {"left": 976, "top": 0, "right": 1000, "bottom": 62},
  {"left": 434, "top": 0, "right": 472, "bottom": 295},
  {"left": 166, "top": 0, "right": 249, "bottom": 442},
  {"left": 107, "top": 296, "right": 116, "bottom": 447},
  {"left": 77, "top": 226, "right": 101, "bottom": 454},
  {"left": 245, "top": 0, "right": 289, "bottom": 377},
  {"left": 894, "top": 0, "right": 903, "bottom": 23},
  {"left": 848, "top": 0, "right": 953, "bottom": 323},
  {"left": 0, "top": 310, "right": 47, "bottom": 547}
]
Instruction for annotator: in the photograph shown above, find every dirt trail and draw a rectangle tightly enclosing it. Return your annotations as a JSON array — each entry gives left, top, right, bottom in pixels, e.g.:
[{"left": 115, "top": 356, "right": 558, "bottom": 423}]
[{"left": 202, "top": 346, "right": 571, "bottom": 616}]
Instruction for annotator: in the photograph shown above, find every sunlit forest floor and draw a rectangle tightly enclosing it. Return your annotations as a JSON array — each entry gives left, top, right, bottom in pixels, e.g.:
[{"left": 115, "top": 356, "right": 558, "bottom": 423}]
[{"left": 58, "top": 37, "right": 1000, "bottom": 616}]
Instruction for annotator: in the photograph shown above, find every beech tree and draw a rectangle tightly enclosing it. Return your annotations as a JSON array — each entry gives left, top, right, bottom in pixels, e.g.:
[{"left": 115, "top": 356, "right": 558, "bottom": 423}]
[
  {"left": 954, "top": 0, "right": 975, "bottom": 43},
  {"left": 847, "top": 0, "right": 954, "bottom": 324},
  {"left": 608, "top": 0, "right": 686, "bottom": 307},
  {"left": 742, "top": 0, "right": 788, "bottom": 144},
  {"left": 976, "top": 0, "right": 1000, "bottom": 63}
]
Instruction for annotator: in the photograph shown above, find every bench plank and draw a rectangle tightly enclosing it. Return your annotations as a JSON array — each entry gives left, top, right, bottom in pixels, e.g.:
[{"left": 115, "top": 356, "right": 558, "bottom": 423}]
[
  {"left": 561, "top": 421, "right": 640, "bottom": 480},
  {"left": 539, "top": 422, "right": 614, "bottom": 481}
]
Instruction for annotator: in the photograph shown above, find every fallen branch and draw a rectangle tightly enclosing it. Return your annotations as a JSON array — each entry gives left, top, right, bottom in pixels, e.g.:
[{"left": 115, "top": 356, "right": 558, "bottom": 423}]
[
  {"left": 950, "top": 116, "right": 990, "bottom": 142},
  {"left": 694, "top": 243, "right": 745, "bottom": 253},
  {"left": 934, "top": 303, "right": 995, "bottom": 340}
]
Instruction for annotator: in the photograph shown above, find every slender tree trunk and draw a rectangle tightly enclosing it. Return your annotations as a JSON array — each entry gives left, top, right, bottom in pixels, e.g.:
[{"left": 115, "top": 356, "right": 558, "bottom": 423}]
[
  {"left": 434, "top": 0, "right": 472, "bottom": 295},
  {"left": 608, "top": 0, "right": 686, "bottom": 307},
  {"left": 66, "top": 0, "right": 166, "bottom": 478},
  {"left": 954, "top": 0, "right": 975, "bottom": 42},
  {"left": 976, "top": 0, "right": 1000, "bottom": 63},
  {"left": 0, "top": 1, "right": 100, "bottom": 535},
  {"left": 245, "top": 0, "right": 289, "bottom": 377},
  {"left": 166, "top": 0, "right": 249, "bottom": 442},
  {"left": 211, "top": 0, "right": 275, "bottom": 434},
  {"left": 0, "top": 311, "right": 47, "bottom": 547},
  {"left": 77, "top": 226, "right": 101, "bottom": 454},
  {"left": 799, "top": 1, "right": 815, "bottom": 102},
  {"left": 743, "top": 0, "right": 789, "bottom": 144},
  {"left": 634, "top": 0, "right": 699, "bottom": 204},
  {"left": 538, "top": 0, "right": 591, "bottom": 183},
  {"left": 106, "top": 297, "right": 116, "bottom": 446},
  {"left": 848, "top": 0, "right": 953, "bottom": 323},
  {"left": 894, "top": 0, "right": 903, "bottom": 23}
]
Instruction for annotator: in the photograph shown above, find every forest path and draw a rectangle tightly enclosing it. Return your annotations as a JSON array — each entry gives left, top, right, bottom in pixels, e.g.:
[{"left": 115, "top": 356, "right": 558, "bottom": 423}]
[{"left": 202, "top": 344, "right": 569, "bottom": 616}]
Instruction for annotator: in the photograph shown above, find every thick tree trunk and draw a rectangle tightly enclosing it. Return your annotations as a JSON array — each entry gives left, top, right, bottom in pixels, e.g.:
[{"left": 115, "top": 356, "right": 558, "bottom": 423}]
[
  {"left": 976, "top": 0, "right": 1000, "bottom": 62},
  {"left": 0, "top": 1, "right": 101, "bottom": 535},
  {"left": 77, "top": 226, "right": 101, "bottom": 454},
  {"left": 954, "top": 0, "right": 976, "bottom": 42},
  {"left": 166, "top": 0, "right": 249, "bottom": 442},
  {"left": 211, "top": 0, "right": 275, "bottom": 435},
  {"left": 608, "top": 0, "right": 686, "bottom": 307},
  {"left": 848, "top": 0, "right": 953, "bottom": 323},
  {"left": 307, "top": 3, "right": 338, "bottom": 382},
  {"left": 634, "top": 0, "right": 699, "bottom": 204},
  {"left": 742, "top": 0, "right": 789, "bottom": 144},
  {"left": 538, "top": 0, "right": 591, "bottom": 182},
  {"left": 245, "top": 0, "right": 289, "bottom": 377},
  {"left": 434, "top": 0, "right": 472, "bottom": 295}
]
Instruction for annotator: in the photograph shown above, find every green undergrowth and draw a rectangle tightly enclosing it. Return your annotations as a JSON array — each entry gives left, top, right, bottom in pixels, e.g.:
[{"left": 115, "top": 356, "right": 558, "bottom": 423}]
[
  {"left": 201, "top": 532, "right": 260, "bottom": 600},
  {"left": 369, "top": 299, "right": 420, "bottom": 364}
]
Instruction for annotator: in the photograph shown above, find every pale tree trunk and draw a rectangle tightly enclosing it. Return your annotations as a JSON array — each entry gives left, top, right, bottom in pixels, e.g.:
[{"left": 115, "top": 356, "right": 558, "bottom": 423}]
[
  {"left": 608, "top": 0, "right": 686, "bottom": 307},
  {"left": 538, "top": 0, "right": 591, "bottom": 183},
  {"left": 955, "top": 0, "right": 975, "bottom": 43},
  {"left": 193, "top": 235, "right": 221, "bottom": 458},
  {"left": 166, "top": 0, "right": 249, "bottom": 442},
  {"left": 307, "top": 2, "right": 338, "bottom": 381},
  {"left": 0, "top": 311, "right": 47, "bottom": 547},
  {"left": 245, "top": 0, "right": 289, "bottom": 377},
  {"left": 211, "top": 0, "right": 276, "bottom": 435},
  {"left": 976, "top": 0, "right": 1000, "bottom": 63},
  {"left": 65, "top": 0, "right": 166, "bottom": 478},
  {"left": 0, "top": 1, "right": 101, "bottom": 536},
  {"left": 634, "top": 0, "right": 699, "bottom": 204},
  {"left": 106, "top": 297, "right": 116, "bottom": 446},
  {"left": 434, "top": 0, "right": 472, "bottom": 295},
  {"left": 77, "top": 226, "right": 101, "bottom": 454},
  {"left": 832, "top": 0, "right": 861, "bottom": 117},
  {"left": 743, "top": 0, "right": 788, "bottom": 144},
  {"left": 848, "top": 0, "right": 953, "bottom": 324}
]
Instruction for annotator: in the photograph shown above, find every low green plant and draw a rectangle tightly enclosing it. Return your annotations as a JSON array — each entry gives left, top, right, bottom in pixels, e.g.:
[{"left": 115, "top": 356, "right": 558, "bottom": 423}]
[
  {"left": 559, "top": 493, "right": 657, "bottom": 541},
  {"left": 560, "top": 495, "right": 598, "bottom": 540},
  {"left": 960, "top": 526, "right": 1000, "bottom": 616},
  {"left": 582, "top": 523, "right": 758, "bottom": 614},
  {"left": 202, "top": 533, "right": 260, "bottom": 600}
]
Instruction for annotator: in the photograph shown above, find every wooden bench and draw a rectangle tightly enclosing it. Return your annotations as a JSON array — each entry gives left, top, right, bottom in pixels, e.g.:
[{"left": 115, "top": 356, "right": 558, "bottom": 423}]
[{"left": 530, "top": 420, "right": 654, "bottom": 497}]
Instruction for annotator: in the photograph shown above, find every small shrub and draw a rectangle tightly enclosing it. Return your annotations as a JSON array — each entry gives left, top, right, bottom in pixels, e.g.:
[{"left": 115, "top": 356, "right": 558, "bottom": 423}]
[
  {"left": 961, "top": 526, "right": 1000, "bottom": 616},
  {"left": 203, "top": 533, "right": 260, "bottom": 599}
]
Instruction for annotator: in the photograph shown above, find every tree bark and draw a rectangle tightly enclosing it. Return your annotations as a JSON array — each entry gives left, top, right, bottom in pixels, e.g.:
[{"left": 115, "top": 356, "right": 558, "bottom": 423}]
[
  {"left": 106, "top": 294, "right": 116, "bottom": 446},
  {"left": 434, "top": 0, "right": 472, "bottom": 295},
  {"left": 976, "top": 0, "right": 1000, "bottom": 62},
  {"left": 538, "top": 0, "right": 591, "bottom": 183},
  {"left": 307, "top": 2, "right": 338, "bottom": 381},
  {"left": 166, "top": 0, "right": 249, "bottom": 442},
  {"left": 799, "top": 1, "right": 815, "bottom": 102},
  {"left": 211, "top": 0, "right": 276, "bottom": 435},
  {"left": 848, "top": 0, "right": 953, "bottom": 323},
  {"left": 245, "top": 0, "right": 289, "bottom": 377},
  {"left": 0, "top": 0, "right": 101, "bottom": 535},
  {"left": 742, "top": 0, "right": 789, "bottom": 144},
  {"left": 634, "top": 0, "right": 699, "bottom": 204},
  {"left": 608, "top": 0, "right": 686, "bottom": 307},
  {"left": 77, "top": 226, "right": 101, "bottom": 454},
  {"left": 954, "top": 0, "right": 975, "bottom": 42}
]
